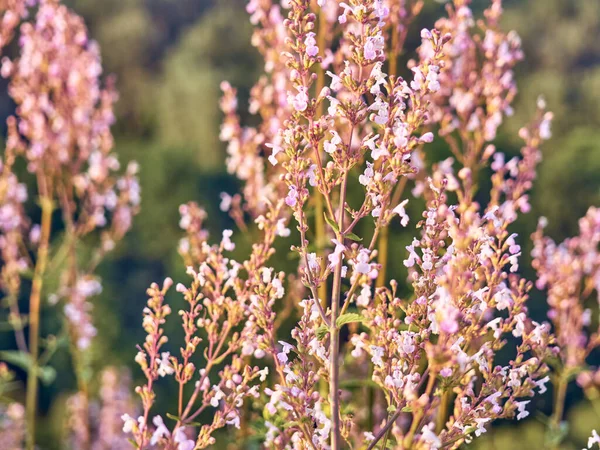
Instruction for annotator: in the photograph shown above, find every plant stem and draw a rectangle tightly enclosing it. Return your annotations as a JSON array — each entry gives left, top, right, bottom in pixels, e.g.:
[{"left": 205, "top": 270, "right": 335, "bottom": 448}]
[
  {"left": 8, "top": 293, "right": 28, "bottom": 353},
  {"left": 329, "top": 281, "right": 341, "bottom": 449},
  {"left": 330, "top": 171, "right": 348, "bottom": 450},
  {"left": 375, "top": 177, "right": 407, "bottom": 287},
  {"left": 376, "top": 225, "right": 390, "bottom": 287},
  {"left": 375, "top": 34, "right": 400, "bottom": 291},
  {"left": 365, "top": 408, "right": 403, "bottom": 450},
  {"left": 437, "top": 390, "right": 450, "bottom": 433},
  {"left": 550, "top": 376, "right": 568, "bottom": 450},
  {"left": 314, "top": 8, "right": 329, "bottom": 405},
  {"left": 26, "top": 195, "right": 53, "bottom": 450},
  {"left": 403, "top": 371, "right": 437, "bottom": 449}
]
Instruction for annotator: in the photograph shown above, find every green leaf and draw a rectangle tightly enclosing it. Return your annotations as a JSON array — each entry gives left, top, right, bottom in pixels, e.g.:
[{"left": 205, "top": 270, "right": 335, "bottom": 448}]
[
  {"left": 0, "top": 350, "right": 34, "bottom": 371},
  {"left": 0, "top": 351, "right": 56, "bottom": 385},
  {"left": 324, "top": 214, "right": 340, "bottom": 234},
  {"left": 38, "top": 366, "right": 56, "bottom": 385},
  {"left": 344, "top": 232, "right": 362, "bottom": 242},
  {"left": 534, "top": 411, "right": 550, "bottom": 426},
  {"left": 545, "top": 421, "right": 569, "bottom": 447},
  {"left": 315, "top": 325, "right": 329, "bottom": 340},
  {"left": 166, "top": 413, "right": 202, "bottom": 426},
  {"left": 0, "top": 322, "right": 20, "bottom": 332},
  {"left": 336, "top": 313, "right": 366, "bottom": 328}
]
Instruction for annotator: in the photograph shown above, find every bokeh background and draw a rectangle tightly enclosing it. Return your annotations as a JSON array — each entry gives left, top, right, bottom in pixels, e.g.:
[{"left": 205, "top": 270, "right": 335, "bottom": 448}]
[{"left": 1, "top": 0, "right": 600, "bottom": 448}]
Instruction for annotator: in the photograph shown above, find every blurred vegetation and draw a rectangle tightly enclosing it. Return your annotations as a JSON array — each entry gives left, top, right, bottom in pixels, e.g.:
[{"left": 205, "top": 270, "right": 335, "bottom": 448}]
[{"left": 0, "top": 0, "right": 599, "bottom": 448}]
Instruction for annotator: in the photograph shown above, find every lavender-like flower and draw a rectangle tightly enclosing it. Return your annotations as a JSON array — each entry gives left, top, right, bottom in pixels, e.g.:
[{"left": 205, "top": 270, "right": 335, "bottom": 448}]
[
  {"left": 123, "top": 1, "right": 597, "bottom": 449},
  {"left": 0, "top": 1, "right": 138, "bottom": 447}
]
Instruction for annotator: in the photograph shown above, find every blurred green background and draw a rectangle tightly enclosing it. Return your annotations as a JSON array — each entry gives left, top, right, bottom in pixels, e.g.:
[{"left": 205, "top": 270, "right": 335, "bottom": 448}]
[{"left": 1, "top": 0, "right": 599, "bottom": 448}]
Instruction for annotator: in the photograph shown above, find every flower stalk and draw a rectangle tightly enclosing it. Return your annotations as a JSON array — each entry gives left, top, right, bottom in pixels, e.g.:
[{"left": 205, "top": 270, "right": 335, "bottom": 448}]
[{"left": 25, "top": 193, "right": 53, "bottom": 450}]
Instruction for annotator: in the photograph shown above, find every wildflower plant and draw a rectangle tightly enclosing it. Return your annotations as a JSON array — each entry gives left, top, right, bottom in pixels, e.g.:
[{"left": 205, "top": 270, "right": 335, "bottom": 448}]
[
  {"left": 0, "top": 0, "right": 596, "bottom": 449},
  {"left": 0, "top": 0, "right": 139, "bottom": 447},
  {"left": 125, "top": 0, "right": 598, "bottom": 449}
]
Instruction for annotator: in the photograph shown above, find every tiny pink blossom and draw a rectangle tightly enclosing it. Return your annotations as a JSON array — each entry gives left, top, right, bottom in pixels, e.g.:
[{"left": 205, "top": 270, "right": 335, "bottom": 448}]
[{"left": 393, "top": 199, "right": 410, "bottom": 227}]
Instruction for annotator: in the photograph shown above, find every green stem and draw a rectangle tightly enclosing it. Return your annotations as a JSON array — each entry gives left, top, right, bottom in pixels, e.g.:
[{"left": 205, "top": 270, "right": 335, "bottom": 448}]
[
  {"left": 437, "top": 390, "right": 450, "bottom": 433},
  {"left": 375, "top": 177, "right": 407, "bottom": 288},
  {"left": 330, "top": 171, "right": 348, "bottom": 450},
  {"left": 550, "top": 376, "right": 568, "bottom": 450},
  {"left": 26, "top": 196, "right": 53, "bottom": 450}
]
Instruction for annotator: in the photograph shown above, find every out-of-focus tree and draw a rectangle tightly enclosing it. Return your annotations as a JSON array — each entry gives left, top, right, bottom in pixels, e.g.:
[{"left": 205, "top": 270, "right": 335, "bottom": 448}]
[
  {"left": 156, "top": 0, "right": 259, "bottom": 170},
  {"left": 502, "top": 0, "right": 600, "bottom": 238},
  {"left": 91, "top": 0, "right": 258, "bottom": 373}
]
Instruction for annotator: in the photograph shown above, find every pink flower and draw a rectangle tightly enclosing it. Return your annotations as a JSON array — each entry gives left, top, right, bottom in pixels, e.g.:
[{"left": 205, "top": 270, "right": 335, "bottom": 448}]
[
  {"left": 473, "top": 418, "right": 489, "bottom": 437},
  {"left": 289, "top": 86, "right": 309, "bottom": 112},
  {"left": 324, "top": 130, "right": 342, "bottom": 154},
  {"left": 219, "top": 192, "right": 232, "bottom": 211},
  {"left": 328, "top": 239, "right": 345, "bottom": 268},
  {"left": 404, "top": 239, "right": 420, "bottom": 267},
  {"left": 277, "top": 341, "right": 294, "bottom": 363},
  {"left": 338, "top": 2, "right": 352, "bottom": 24},
  {"left": 516, "top": 400, "right": 530, "bottom": 420},
  {"left": 306, "top": 164, "right": 317, "bottom": 187},
  {"left": 588, "top": 430, "right": 600, "bottom": 448},
  {"left": 151, "top": 416, "right": 170, "bottom": 445},
  {"left": 266, "top": 142, "right": 283, "bottom": 166},
  {"left": 222, "top": 229, "right": 235, "bottom": 251},
  {"left": 359, "top": 162, "right": 374, "bottom": 186},
  {"left": 419, "top": 132, "right": 434, "bottom": 143},
  {"left": 174, "top": 428, "right": 195, "bottom": 450},
  {"left": 285, "top": 185, "right": 299, "bottom": 207},
  {"left": 304, "top": 32, "right": 318, "bottom": 57},
  {"left": 326, "top": 71, "right": 343, "bottom": 91},
  {"left": 307, "top": 252, "right": 320, "bottom": 271},
  {"left": 393, "top": 200, "right": 410, "bottom": 227},
  {"left": 539, "top": 112, "right": 553, "bottom": 140},
  {"left": 421, "top": 424, "right": 441, "bottom": 449},
  {"left": 354, "top": 249, "right": 371, "bottom": 275},
  {"left": 440, "top": 367, "right": 453, "bottom": 377},
  {"left": 371, "top": 144, "right": 389, "bottom": 161}
]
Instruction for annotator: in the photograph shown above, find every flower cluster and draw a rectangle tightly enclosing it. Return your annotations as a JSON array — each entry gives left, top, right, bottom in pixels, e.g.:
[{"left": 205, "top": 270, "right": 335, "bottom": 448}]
[
  {"left": 532, "top": 207, "right": 600, "bottom": 375},
  {"left": 532, "top": 206, "right": 600, "bottom": 436},
  {"left": 120, "top": 0, "right": 600, "bottom": 449},
  {"left": 127, "top": 200, "right": 288, "bottom": 449},
  {"left": 424, "top": 0, "right": 524, "bottom": 145},
  {"left": 66, "top": 368, "right": 137, "bottom": 450},
  {"left": 0, "top": 0, "right": 28, "bottom": 52},
  {"left": 116, "top": 1, "right": 599, "bottom": 450},
  {"left": 0, "top": 0, "right": 138, "bottom": 447}
]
